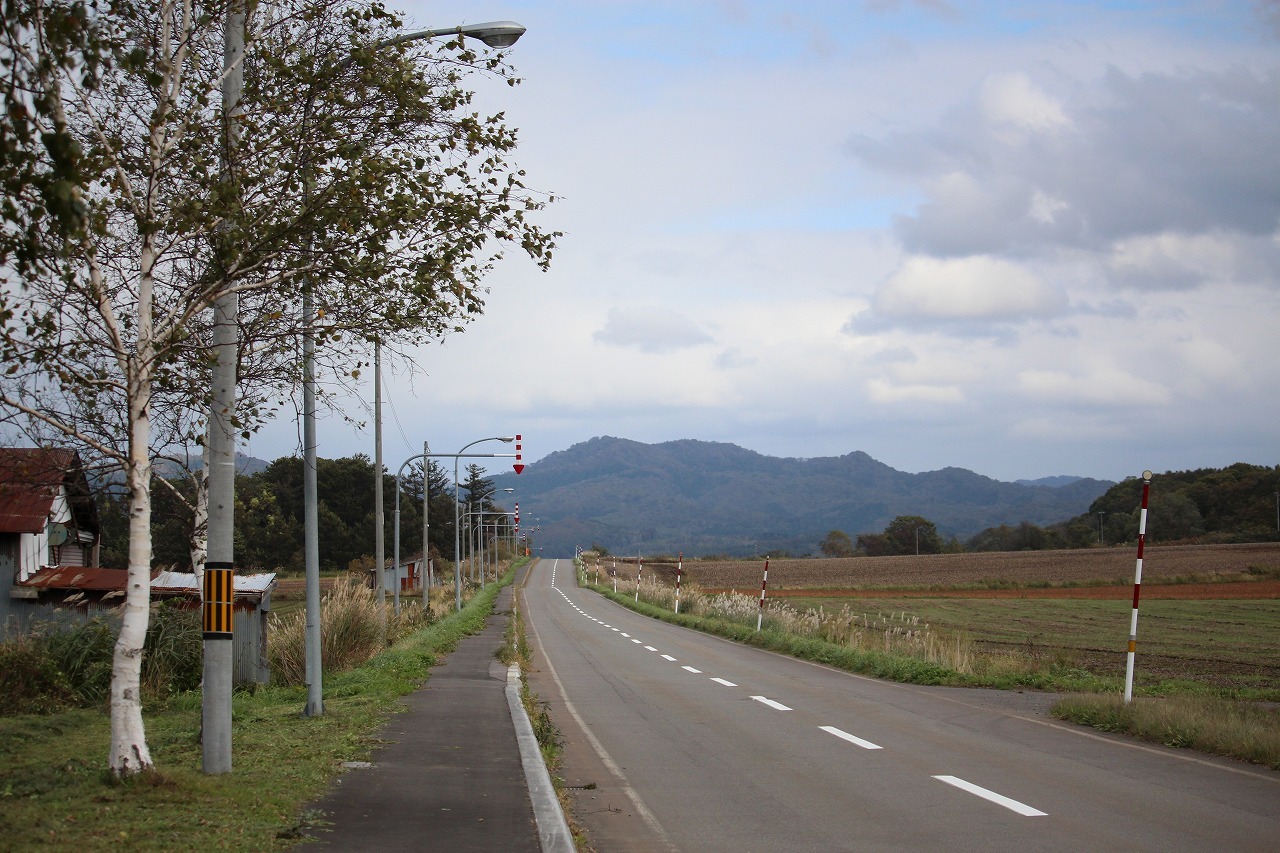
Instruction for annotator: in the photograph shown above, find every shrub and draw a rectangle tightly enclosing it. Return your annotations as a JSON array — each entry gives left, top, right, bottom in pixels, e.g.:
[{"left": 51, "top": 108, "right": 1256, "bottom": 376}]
[
  {"left": 40, "top": 617, "right": 116, "bottom": 705},
  {"left": 142, "top": 601, "right": 203, "bottom": 697},
  {"left": 0, "top": 633, "right": 76, "bottom": 715}
]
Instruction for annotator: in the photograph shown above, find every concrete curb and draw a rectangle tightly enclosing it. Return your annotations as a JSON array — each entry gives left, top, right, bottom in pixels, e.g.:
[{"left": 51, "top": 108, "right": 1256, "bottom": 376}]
[{"left": 507, "top": 663, "right": 575, "bottom": 853}]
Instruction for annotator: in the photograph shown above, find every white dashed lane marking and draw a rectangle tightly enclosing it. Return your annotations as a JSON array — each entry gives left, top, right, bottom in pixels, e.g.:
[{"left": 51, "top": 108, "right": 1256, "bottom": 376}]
[
  {"left": 820, "top": 726, "right": 882, "bottom": 750},
  {"left": 933, "top": 776, "right": 1047, "bottom": 817},
  {"left": 551, "top": 562, "right": 1042, "bottom": 817}
]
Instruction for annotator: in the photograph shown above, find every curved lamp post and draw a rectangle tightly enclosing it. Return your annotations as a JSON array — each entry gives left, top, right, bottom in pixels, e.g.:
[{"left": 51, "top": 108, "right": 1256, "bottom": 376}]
[
  {"left": 455, "top": 437, "right": 515, "bottom": 610},
  {"left": 293, "top": 18, "right": 527, "bottom": 729}
]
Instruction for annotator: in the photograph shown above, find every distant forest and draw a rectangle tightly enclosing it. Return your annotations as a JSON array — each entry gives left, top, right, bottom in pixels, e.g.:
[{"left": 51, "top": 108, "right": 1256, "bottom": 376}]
[
  {"left": 963, "top": 463, "right": 1279, "bottom": 553},
  {"left": 96, "top": 458, "right": 1277, "bottom": 572},
  {"left": 96, "top": 455, "right": 512, "bottom": 574}
]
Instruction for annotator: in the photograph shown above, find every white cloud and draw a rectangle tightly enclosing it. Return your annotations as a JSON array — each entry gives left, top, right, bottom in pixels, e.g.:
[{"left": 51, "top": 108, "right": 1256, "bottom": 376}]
[
  {"left": 1015, "top": 368, "right": 1172, "bottom": 406},
  {"left": 874, "top": 255, "right": 1066, "bottom": 321},
  {"left": 978, "top": 72, "right": 1072, "bottom": 132},
  {"left": 866, "top": 378, "right": 966, "bottom": 404},
  {"left": 594, "top": 306, "right": 715, "bottom": 353},
  {"left": 1106, "top": 230, "right": 1280, "bottom": 290}
]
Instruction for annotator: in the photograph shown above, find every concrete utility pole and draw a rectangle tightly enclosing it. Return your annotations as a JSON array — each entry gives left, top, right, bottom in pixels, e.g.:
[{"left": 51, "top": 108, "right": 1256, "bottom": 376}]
[
  {"left": 203, "top": 0, "right": 245, "bottom": 775},
  {"left": 374, "top": 342, "right": 385, "bottom": 642}
]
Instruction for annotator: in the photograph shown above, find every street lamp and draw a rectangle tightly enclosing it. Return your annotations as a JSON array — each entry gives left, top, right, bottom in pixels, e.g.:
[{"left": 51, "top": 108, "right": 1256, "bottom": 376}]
[
  {"left": 384, "top": 20, "right": 526, "bottom": 49},
  {"left": 368, "top": 16, "right": 527, "bottom": 614},
  {"left": 454, "top": 437, "right": 515, "bottom": 610},
  {"left": 392, "top": 440, "right": 517, "bottom": 615},
  {"left": 465, "top": 508, "right": 515, "bottom": 585},
  {"left": 296, "top": 18, "right": 526, "bottom": 720}
]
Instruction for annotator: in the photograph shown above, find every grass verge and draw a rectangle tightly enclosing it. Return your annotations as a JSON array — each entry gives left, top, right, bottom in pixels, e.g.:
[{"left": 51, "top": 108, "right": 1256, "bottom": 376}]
[
  {"left": 0, "top": 571, "right": 516, "bottom": 851},
  {"left": 1051, "top": 694, "right": 1280, "bottom": 770},
  {"left": 587, "top": 584, "right": 1112, "bottom": 692}
]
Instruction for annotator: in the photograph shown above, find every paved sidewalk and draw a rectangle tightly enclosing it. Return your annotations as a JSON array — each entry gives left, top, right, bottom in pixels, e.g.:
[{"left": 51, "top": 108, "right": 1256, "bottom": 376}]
[{"left": 299, "top": 581, "right": 561, "bottom": 851}]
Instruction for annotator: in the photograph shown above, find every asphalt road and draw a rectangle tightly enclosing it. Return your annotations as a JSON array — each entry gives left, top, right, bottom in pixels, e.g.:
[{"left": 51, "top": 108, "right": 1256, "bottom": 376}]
[{"left": 521, "top": 558, "right": 1280, "bottom": 852}]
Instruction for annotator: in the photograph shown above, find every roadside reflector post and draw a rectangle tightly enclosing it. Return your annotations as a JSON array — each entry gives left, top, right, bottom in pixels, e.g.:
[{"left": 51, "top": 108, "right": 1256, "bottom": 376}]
[
  {"left": 757, "top": 557, "right": 770, "bottom": 632},
  {"left": 1123, "top": 470, "right": 1154, "bottom": 704},
  {"left": 635, "top": 555, "right": 643, "bottom": 603},
  {"left": 674, "top": 553, "right": 683, "bottom": 614}
]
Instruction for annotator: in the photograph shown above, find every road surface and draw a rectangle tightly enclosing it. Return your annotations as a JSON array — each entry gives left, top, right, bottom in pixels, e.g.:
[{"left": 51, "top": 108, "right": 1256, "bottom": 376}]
[{"left": 520, "top": 558, "right": 1279, "bottom": 852}]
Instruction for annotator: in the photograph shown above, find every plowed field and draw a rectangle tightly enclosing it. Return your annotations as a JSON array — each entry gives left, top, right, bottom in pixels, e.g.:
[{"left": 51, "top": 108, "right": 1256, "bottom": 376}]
[
  {"left": 659, "top": 542, "right": 1280, "bottom": 597},
  {"left": 759, "top": 580, "right": 1280, "bottom": 600}
]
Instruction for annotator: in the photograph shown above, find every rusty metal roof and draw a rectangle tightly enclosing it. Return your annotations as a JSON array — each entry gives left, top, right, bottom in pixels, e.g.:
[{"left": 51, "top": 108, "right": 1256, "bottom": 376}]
[
  {"left": 0, "top": 448, "right": 74, "bottom": 534},
  {"left": 18, "top": 565, "right": 131, "bottom": 591},
  {"left": 19, "top": 566, "right": 277, "bottom": 601}
]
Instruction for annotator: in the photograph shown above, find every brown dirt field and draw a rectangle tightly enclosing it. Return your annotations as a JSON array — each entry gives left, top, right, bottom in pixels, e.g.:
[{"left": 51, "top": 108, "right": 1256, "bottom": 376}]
[
  {"left": 734, "top": 579, "right": 1280, "bottom": 600},
  {"left": 667, "top": 542, "right": 1280, "bottom": 591}
]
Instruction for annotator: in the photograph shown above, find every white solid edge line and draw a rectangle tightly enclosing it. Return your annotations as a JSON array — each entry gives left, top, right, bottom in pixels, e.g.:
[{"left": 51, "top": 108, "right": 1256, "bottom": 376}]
[
  {"left": 933, "top": 775, "right": 1047, "bottom": 817},
  {"left": 750, "top": 695, "right": 792, "bottom": 711},
  {"left": 523, "top": 569, "right": 676, "bottom": 850},
  {"left": 819, "top": 725, "right": 882, "bottom": 750}
]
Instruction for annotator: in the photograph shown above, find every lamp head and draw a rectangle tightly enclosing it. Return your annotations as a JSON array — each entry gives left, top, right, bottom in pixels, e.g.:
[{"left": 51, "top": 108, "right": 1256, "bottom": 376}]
[{"left": 458, "top": 21, "right": 526, "bottom": 48}]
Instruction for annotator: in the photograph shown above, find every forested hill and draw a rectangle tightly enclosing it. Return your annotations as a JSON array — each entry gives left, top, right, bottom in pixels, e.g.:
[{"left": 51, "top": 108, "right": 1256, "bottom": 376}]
[
  {"left": 1055, "top": 462, "right": 1279, "bottom": 548},
  {"left": 490, "top": 436, "right": 1113, "bottom": 557}
]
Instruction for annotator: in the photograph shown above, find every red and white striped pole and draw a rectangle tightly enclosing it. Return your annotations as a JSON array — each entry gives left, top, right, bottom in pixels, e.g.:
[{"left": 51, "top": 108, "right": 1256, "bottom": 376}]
[
  {"left": 674, "top": 552, "right": 683, "bottom": 614},
  {"left": 756, "top": 557, "right": 770, "bottom": 632},
  {"left": 1123, "top": 470, "right": 1154, "bottom": 704},
  {"left": 635, "top": 555, "right": 643, "bottom": 603}
]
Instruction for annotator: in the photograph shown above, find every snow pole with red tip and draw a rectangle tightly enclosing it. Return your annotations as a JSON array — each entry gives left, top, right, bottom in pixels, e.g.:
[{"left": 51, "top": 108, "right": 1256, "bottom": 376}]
[
  {"left": 756, "top": 557, "right": 770, "bottom": 632},
  {"left": 674, "top": 553, "right": 683, "bottom": 614},
  {"left": 1124, "top": 470, "right": 1154, "bottom": 703}
]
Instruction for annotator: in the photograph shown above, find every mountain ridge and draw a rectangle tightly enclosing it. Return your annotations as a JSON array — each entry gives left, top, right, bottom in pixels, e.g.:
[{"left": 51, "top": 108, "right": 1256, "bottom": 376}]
[{"left": 491, "top": 437, "right": 1113, "bottom": 557}]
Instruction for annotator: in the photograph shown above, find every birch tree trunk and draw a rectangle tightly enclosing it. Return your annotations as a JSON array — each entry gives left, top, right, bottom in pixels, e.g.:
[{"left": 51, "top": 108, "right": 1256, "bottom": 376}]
[{"left": 110, "top": 283, "right": 156, "bottom": 774}]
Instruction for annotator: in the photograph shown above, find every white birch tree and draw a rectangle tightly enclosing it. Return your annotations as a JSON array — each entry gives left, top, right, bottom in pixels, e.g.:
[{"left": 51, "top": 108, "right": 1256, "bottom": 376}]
[{"left": 0, "top": 0, "right": 555, "bottom": 775}]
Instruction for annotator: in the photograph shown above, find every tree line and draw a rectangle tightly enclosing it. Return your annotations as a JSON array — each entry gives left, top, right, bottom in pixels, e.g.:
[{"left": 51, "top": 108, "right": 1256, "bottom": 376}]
[
  {"left": 96, "top": 455, "right": 514, "bottom": 575},
  {"left": 821, "top": 463, "right": 1279, "bottom": 555}
]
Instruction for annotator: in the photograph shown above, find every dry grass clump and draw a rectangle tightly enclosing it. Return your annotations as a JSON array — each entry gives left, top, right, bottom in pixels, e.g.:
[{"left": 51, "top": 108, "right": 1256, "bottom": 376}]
[
  {"left": 617, "top": 575, "right": 977, "bottom": 674},
  {"left": 269, "top": 575, "right": 434, "bottom": 686}
]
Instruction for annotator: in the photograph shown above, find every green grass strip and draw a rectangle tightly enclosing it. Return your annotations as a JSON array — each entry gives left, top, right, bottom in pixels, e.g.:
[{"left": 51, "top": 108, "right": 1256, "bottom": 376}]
[{"left": 0, "top": 567, "right": 522, "bottom": 851}]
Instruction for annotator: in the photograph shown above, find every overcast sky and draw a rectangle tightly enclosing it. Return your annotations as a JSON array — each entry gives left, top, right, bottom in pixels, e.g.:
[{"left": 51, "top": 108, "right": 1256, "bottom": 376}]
[{"left": 247, "top": 0, "right": 1280, "bottom": 483}]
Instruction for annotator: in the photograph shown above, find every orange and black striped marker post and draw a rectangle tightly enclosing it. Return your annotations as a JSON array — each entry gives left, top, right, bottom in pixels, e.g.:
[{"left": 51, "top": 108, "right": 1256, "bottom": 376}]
[{"left": 203, "top": 562, "right": 234, "bottom": 638}]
